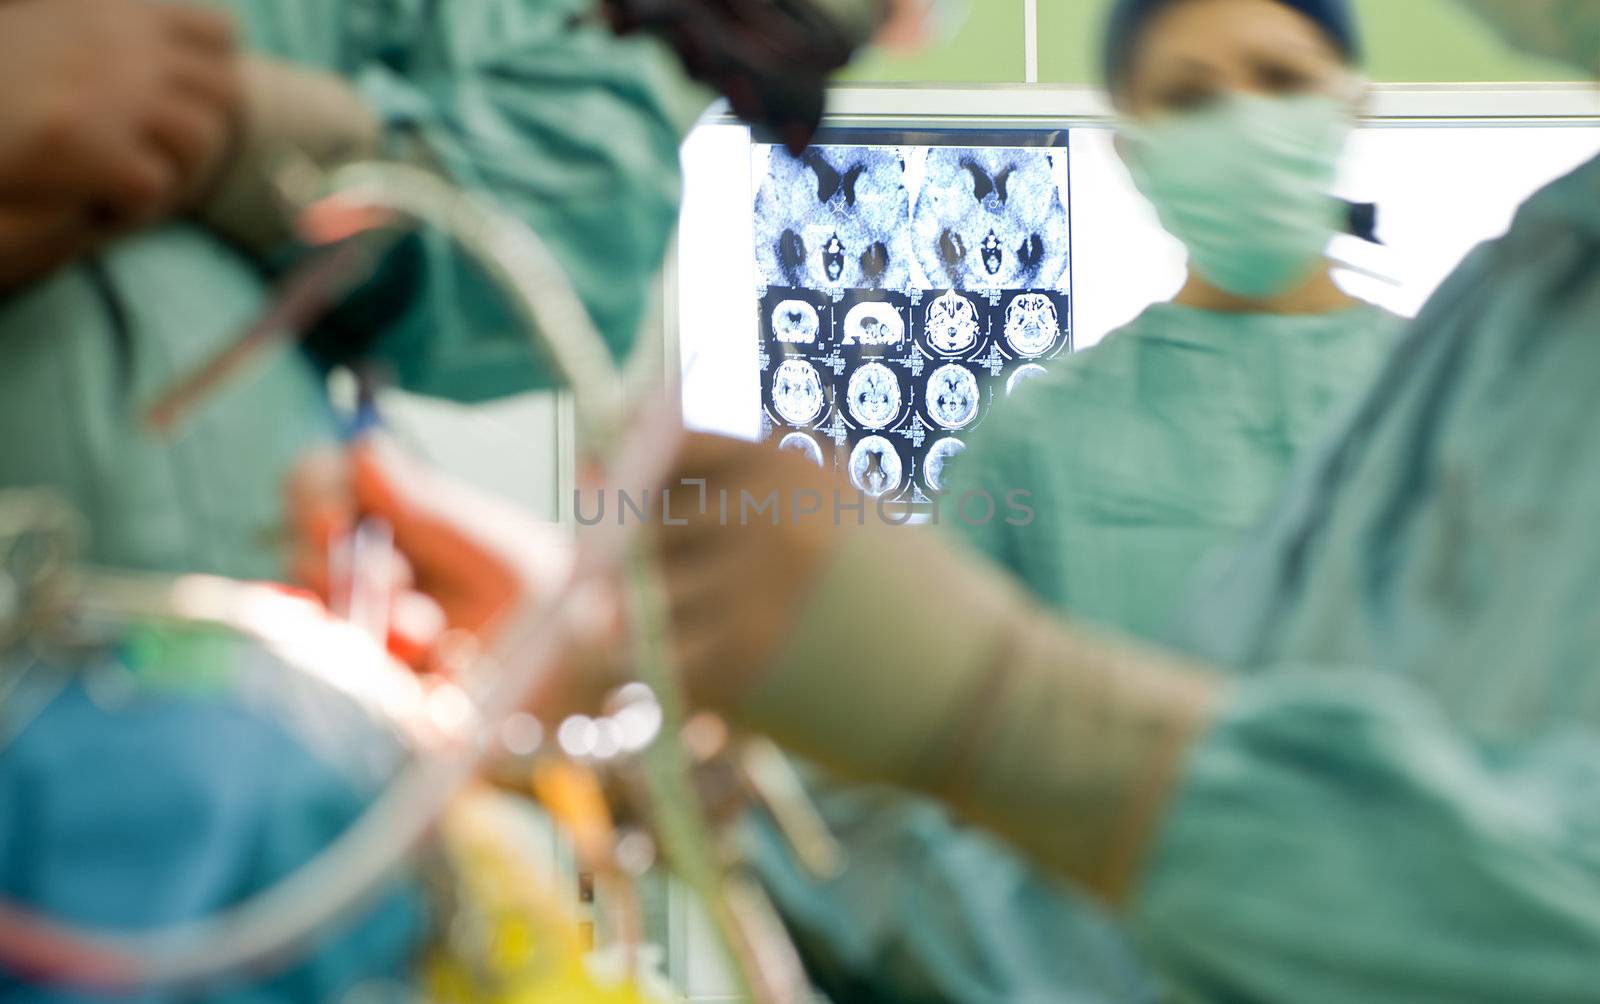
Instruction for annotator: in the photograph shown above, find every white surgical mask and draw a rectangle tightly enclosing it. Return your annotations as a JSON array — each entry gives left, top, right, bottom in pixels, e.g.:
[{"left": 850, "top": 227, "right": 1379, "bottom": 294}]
[{"left": 1455, "top": 0, "right": 1600, "bottom": 75}]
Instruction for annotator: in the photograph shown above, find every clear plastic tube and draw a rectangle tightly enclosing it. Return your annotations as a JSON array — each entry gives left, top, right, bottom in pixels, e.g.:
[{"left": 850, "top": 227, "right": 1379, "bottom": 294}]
[{"left": 0, "top": 162, "right": 740, "bottom": 996}]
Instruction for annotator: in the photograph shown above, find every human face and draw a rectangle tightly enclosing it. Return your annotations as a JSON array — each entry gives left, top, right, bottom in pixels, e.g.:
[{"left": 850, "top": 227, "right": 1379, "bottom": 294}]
[{"left": 1117, "top": 0, "right": 1360, "bottom": 119}]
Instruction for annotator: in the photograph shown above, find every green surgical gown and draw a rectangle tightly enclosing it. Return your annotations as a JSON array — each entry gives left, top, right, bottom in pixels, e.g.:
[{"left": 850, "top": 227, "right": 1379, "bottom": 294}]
[
  {"left": 1131, "top": 147, "right": 1600, "bottom": 1001},
  {"left": 756, "top": 302, "right": 1402, "bottom": 1003},
  {"left": 0, "top": 0, "right": 704, "bottom": 580},
  {"left": 0, "top": 2, "right": 701, "bottom": 999}
]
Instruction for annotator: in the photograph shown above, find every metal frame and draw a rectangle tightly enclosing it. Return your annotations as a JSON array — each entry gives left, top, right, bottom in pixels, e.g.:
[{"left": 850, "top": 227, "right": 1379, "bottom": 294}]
[
  {"left": 661, "top": 80, "right": 1600, "bottom": 386},
  {"left": 694, "top": 82, "right": 1600, "bottom": 131}
]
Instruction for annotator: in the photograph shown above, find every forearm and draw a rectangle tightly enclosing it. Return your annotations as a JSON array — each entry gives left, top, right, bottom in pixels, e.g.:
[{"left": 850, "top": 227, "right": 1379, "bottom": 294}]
[
  {"left": 1131, "top": 670, "right": 1600, "bottom": 1002},
  {"left": 729, "top": 526, "right": 1222, "bottom": 902}
]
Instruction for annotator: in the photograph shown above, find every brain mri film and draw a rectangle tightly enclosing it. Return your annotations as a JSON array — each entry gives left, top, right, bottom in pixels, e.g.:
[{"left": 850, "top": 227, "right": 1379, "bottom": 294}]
[
  {"left": 755, "top": 147, "right": 913, "bottom": 290},
  {"left": 1006, "top": 363, "right": 1049, "bottom": 395},
  {"left": 912, "top": 148, "right": 1070, "bottom": 289},
  {"left": 772, "top": 359, "right": 827, "bottom": 425},
  {"left": 925, "top": 289, "right": 981, "bottom": 355},
  {"left": 752, "top": 136, "right": 1073, "bottom": 504},
  {"left": 1004, "top": 293, "right": 1060, "bottom": 357},
  {"left": 842, "top": 301, "right": 905, "bottom": 345},
  {"left": 849, "top": 436, "right": 904, "bottom": 498},
  {"left": 924, "top": 437, "right": 967, "bottom": 492},
  {"left": 772, "top": 300, "right": 821, "bottom": 344},
  {"left": 779, "top": 432, "right": 826, "bottom": 466},
  {"left": 928, "top": 364, "right": 980, "bottom": 430},
  {"left": 847, "top": 362, "right": 902, "bottom": 430}
]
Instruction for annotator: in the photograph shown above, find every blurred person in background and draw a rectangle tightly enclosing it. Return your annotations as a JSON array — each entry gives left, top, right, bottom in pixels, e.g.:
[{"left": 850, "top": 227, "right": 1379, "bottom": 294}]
[{"left": 753, "top": 2, "right": 1404, "bottom": 1001}]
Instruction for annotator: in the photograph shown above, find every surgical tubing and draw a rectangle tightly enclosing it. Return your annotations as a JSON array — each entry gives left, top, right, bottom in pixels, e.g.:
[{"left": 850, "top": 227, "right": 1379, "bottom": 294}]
[{"left": 0, "top": 163, "right": 637, "bottom": 993}]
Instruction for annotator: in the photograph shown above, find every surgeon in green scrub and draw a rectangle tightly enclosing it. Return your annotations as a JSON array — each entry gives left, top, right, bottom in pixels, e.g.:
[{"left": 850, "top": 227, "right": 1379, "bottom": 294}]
[
  {"left": 0, "top": 1, "right": 702, "bottom": 998},
  {"left": 0, "top": 0, "right": 704, "bottom": 582},
  {"left": 951, "top": 0, "right": 1402, "bottom": 639},
  {"left": 749, "top": 2, "right": 1403, "bottom": 1000}
]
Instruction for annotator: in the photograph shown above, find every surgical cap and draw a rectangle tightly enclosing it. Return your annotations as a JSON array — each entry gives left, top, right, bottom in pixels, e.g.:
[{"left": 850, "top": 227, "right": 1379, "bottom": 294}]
[{"left": 1103, "top": 0, "right": 1362, "bottom": 90}]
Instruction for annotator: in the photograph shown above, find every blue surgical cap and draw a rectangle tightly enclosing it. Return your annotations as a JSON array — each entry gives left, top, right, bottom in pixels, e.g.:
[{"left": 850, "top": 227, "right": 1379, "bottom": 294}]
[{"left": 1103, "top": 0, "right": 1362, "bottom": 91}]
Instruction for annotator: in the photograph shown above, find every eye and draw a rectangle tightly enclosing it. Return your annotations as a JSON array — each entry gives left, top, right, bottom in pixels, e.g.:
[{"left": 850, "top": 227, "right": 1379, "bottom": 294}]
[
  {"left": 1255, "top": 61, "right": 1317, "bottom": 96},
  {"left": 1152, "top": 82, "right": 1222, "bottom": 114}
]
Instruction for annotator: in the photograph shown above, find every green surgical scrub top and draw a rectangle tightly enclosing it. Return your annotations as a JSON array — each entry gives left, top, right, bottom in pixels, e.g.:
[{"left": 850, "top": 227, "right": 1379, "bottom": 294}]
[
  {"left": 947, "top": 301, "right": 1404, "bottom": 640},
  {"left": 0, "top": 2, "right": 701, "bottom": 999},
  {"left": 0, "top": 0, "right": 704, "bottom": 580},
  {"left": 755, "top": 300, "right": 1402, "bottom": 1004}
]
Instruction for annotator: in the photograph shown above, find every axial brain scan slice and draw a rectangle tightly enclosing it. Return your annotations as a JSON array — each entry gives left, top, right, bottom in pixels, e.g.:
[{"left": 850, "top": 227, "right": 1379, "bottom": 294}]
[
  {"left": 1007, "top": 363, "right": 1049, "bottom": 395},
  {"left": 912, "top": 148, "right": 1070, "bottom": 290},
  {"left": 755, "top": 147, "right": 913, "bottom": 290},
  {"left": 850, "top": 436, "right": 904, "bottom": 498},
  {"left": 928, "top": 364, "right": 981, "bottom": 430},
  {"left": 925, "top": 289, "right": 981, "bottom": 355},
  {"left": 754, "top": 136, "right": 1073, "bottom": 502},
  {"left": 1004, "top": 293, "right": 1061, "bottom": 357},
  {"left": 924, "top": 437, "right": 967, "bottom": 493},
  {"left": 843, "top": 301, "right": 905, "bottom": 345},
  {"left": 773, "top": 300, "right": 821, "bottom": 344},
  {"left": 779, "top": 432, "right": 826, "bottom": 466},
  {"left": 847, "top": 362, "right": 902, "bottom": 430},
  {"left": 771, "top": 359, "right": 827, "bottom": 426}
]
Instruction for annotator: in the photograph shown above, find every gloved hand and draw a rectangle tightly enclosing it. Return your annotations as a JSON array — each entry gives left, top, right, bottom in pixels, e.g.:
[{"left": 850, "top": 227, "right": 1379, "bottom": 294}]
[
  {"left": 197, "top": 57, "right": 383, "bottom": 254},
  {"left": 284, "top": 442, "right": 623, "bottom": 717},
  {"left": 0, "top": 0, "right": 242, "bottom": 289},
  {"left": 286, "top": 442, "right": 568, "bottom": 649},
  {"left": 651, "top": 433, "right": 853, "bottom": 708}
]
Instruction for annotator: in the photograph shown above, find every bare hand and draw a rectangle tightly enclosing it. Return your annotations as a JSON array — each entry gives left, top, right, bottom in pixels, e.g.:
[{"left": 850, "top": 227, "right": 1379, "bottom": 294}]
[{"left": 0, "top": 0, "right": 242, "bottom": 287}]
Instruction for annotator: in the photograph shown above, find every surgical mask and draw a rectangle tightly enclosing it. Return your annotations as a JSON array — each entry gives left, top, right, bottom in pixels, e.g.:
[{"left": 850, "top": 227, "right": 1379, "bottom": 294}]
[
  {"left": 1454, "top": 0, "right": 1600, "bottom": 75},
  {"left": 1120, "top": 94, "right": 1351, "bottom": 301}
]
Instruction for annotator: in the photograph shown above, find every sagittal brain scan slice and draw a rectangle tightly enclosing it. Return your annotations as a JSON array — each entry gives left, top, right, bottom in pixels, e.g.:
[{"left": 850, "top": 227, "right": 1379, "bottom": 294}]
[
  {"left": 779, "top": 432, "right": 826, "bottom": 466},
  {"left": 753, "top": 137, "right": 1073, "bottom": 503},
  {"left": 1004, "top": 293, "right": 1061, "bottom": 357},
  {"left": 847, "top": 362, "right": 902, "bottom": 430},
  {"left": 850, "top": 436, "right": 904, "bottom": 498},
  {"left": 1007, "top": 363, "right": 1048, "bottom": 395},
  {"left": 772, "top": 359, "right": 826, "bottom": 426},
  {"left": 912, "top": 148, "right": 1070, "bottom": 290},
  {"left": 925, "top": 289, "right": 981, "bottom": 355},
  {"left": 755, "top": 147, "right": 913, "bottom": 290},
  {"left": 842, "top": 301, "right": 905, "bottom": 345},
  {"left": 924, "top": 437, "right": 967, "bottom": 492},
  {"left": 773, "top": 300, "right": 821, "bottom": 344},
  {"left": 928, "top": 364, "right": 981, "bottom": 430}
]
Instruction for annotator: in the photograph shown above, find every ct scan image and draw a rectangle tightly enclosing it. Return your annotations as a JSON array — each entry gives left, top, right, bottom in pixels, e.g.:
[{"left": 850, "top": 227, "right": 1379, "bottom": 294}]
[{"left": 755, "top": 134, "right": 1074, "bottom": 502}]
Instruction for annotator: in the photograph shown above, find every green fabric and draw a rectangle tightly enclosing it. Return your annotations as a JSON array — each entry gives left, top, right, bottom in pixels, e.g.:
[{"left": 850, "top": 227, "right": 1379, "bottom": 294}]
[
  {"left": 0, "top": 0, "right": 699, "bottom": 578},
  {"left": 1173, "top": 153, "right": 1600, "bottom": 740},
  {"left": 1135, "top": 670, "right": 1600, "bottom": 1004},
  {"left": 949, "top": 300, "right": 1403, "bottom": 640},
  {"left": 1126, "top": 151, "right": 1600, "bottom": 1000},
  {"left": 755, "top": 301, "right": 1400, "bottom": 1003},
  {"left": 0, "top": 3, "right": 696, "bottom": 999}
]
